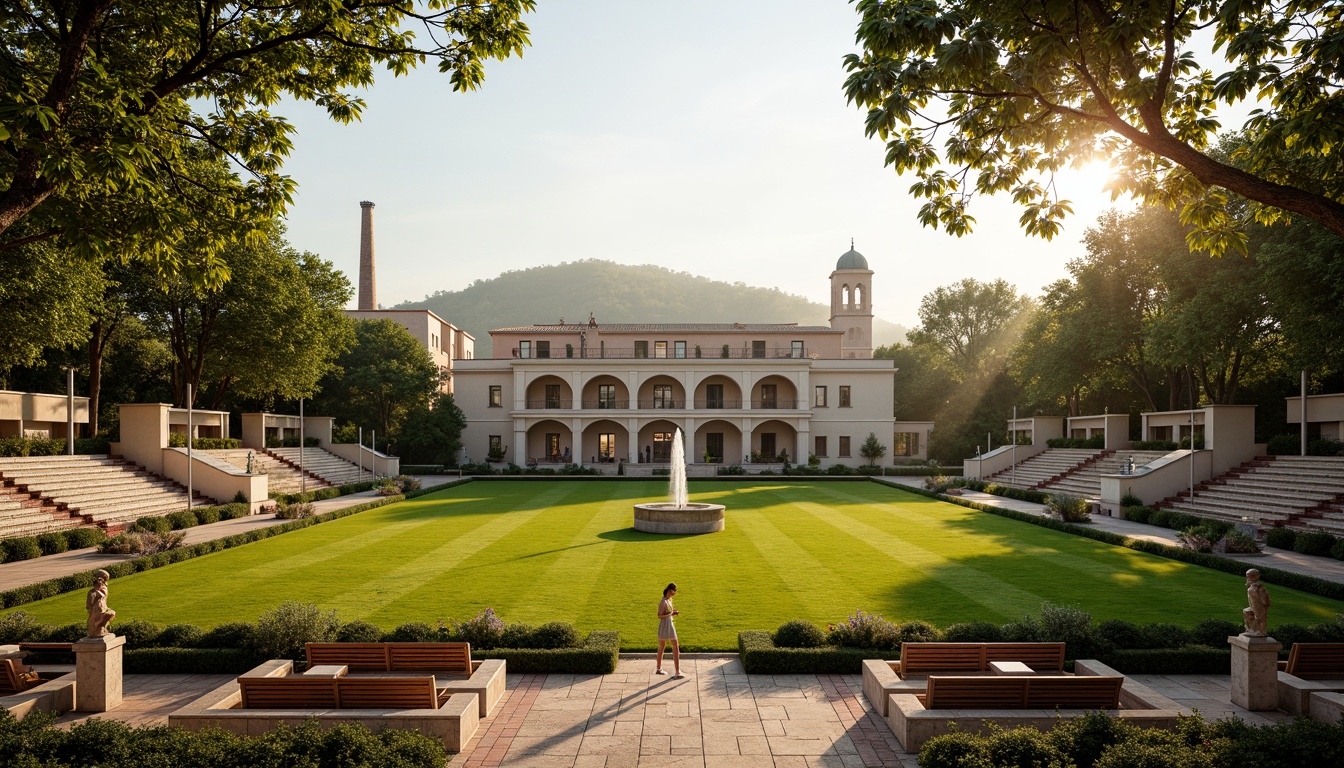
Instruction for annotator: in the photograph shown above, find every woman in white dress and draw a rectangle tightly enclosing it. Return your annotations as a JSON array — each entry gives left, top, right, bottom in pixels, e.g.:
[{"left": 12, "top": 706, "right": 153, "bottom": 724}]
[{"left": 655, "top": 583, "right": 682, "bottom": 679}]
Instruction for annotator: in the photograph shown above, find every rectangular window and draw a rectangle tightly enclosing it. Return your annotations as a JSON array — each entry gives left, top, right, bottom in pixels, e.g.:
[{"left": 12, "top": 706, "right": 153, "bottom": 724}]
[
  {"left": 839, "top": 436, "right": 851, "bottom": 457},
  {"left": 598, "top": 384, "right": 616, "bottom": 409},
  {"left": 489, "top": 435, "right": 503, "bottom": 457},
  {"left": 634, "top": 341, "right": 648, "bottom": 358},
  {"left": 545, "top": 433, "right": 560, "bottom": 460},
  {"left": 518, "top": 341, "right": 531, "bottom": 359},
  {"left": 653, "top": 431, "right": 673, "bottom": 462},
  {"left": 705, "top": 384, "right": 724, "bottom": 409},
  {"left": 839, "top": 385, "right": 852, "bottom": 407},
  {"left": 894, "top": 432, "right": 920, "bottom": 457},
  {"left": 791, "top": 340, "right": 804, "bottom": 358},
  {"left": 653, "top": 384, "right": 674, "bottom": 409},
  {"left": 706, "top": 433, "right": 723, "bottom": 462},
  {"left": 654, "top": 341, "right": 668, "bottom": 358},
  {"left": 760, "top": 384, "right": 777, "bottom": 409},
  {"left": 536, "top": 340, "right": 550, "bottom": 359},
  {"left": 814, "top": 385, "right": 827, "bottom": 407},
  {"left": 759, "top": 433, "right": 776, "bottom": 458},
  {"left": 545, "top": 384, "right": 562, "bottom": 409},
  {"left": 815, "top": 436, "right": 828, "bottom": 457},
  {"left": 751, "top": 340, "right": 766, "bottom": 358},
  {"left": 674, "top": 341, "right": 687, "bottom": 359},
  {"left": 489, "top": 385, "right": 502, "bottom": 408},
  {"left": 598, "top": 433, "right": 616, "bottom": 461}
]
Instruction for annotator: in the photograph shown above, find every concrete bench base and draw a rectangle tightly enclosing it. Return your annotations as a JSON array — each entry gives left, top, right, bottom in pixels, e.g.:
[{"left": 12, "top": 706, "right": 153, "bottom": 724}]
[
  {"left": 1310, "top": 692, "right": 1344, "bottom": 725},
  {"left": 1278, "top": 672, "right": 1344, "bottom": 716},
  {"left": 167, "top": 660, "right": 479, "bottom": 752},
  {"left": 441, "top": 659, "right": 506, "bottom": 718},
  {"left": 882, "top": 659, "right": 1189, "bottom": 752},
  {"left": 0, "top": 672, "right": 76, "bottom": 720}
]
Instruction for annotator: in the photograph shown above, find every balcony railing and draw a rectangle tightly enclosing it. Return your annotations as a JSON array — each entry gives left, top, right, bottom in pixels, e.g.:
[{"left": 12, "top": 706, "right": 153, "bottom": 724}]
[
  {"left": 520, "top": 398, "right": 802, "bottom": 410},
  {"left": 513, "top": 346, "right": 814, "bottom": 360}
]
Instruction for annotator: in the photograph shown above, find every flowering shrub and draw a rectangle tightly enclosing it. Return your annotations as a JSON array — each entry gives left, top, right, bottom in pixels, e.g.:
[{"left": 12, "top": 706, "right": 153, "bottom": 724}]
[
  {"left": 452, "top": 607, "right": 505, "bottom": 649},
  {"left": 98, "top": 530, "right": 186, "bottom": 555},
  {"left": 826, "top": 610, "right": 901, "bottom": 651}
]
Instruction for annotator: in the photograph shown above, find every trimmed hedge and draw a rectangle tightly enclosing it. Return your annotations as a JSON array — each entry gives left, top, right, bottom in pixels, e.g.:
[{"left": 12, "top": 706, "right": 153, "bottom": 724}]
[
  {"left": 475, "top": 630, "right": 621, "bottom": 674},
  {"left": 272, "top": 480, "right": 379, "bottom": 505},
  {"left": 738, "top": 630, "right": 871, "bottom": 674},
  {"left": 1046, "top": 436, "right": 1105, "bottom": 449},
  {"left": 0, "top": 480, "right": 472, "bottom": 609},
  {"left": 0, "top": 712, "right": 448, "bottom": 768},
  {"left": 124, "top": 647, "right": 264, "bottom": 674},
  {"left": 896, "top": 483, "right": 1344, "bottom": 602},
  {"left": 1096, "top": 646, "right": 1232, "bottom": 674}
]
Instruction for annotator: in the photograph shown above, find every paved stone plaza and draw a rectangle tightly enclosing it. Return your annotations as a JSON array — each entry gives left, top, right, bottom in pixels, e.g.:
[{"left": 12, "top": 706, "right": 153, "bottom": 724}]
[{"left": 48, "top": 656, "right": 1289, "bottom": 768}]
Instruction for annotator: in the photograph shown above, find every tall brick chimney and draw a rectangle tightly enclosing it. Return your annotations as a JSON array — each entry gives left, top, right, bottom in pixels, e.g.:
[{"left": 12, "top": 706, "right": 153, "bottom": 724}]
[{"left": 358, "top": 201, "right": 377, "bottom": 310}]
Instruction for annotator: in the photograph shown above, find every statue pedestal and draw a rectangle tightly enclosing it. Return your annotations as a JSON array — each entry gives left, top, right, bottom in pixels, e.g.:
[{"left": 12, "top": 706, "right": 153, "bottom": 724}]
[
  {"left": 1228, "top": 634, "right": 1281, "bottom": 711},
  {"left": 74, "top": 634, "right": 125, "bottom": 712}
]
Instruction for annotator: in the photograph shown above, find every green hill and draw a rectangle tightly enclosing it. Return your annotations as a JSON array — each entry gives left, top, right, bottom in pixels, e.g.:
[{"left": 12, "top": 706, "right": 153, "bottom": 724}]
[{"left": 396, "top": 260, "right": 907, "bottom": 357}]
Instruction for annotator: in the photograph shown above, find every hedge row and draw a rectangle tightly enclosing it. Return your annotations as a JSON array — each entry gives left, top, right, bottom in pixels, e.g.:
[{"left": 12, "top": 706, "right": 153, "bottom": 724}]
[
  {"left": 0, "top": 480, "right": 471, "bottom": 609},
  {"left": 1263, "top": 526, "right": 1344, "bottom": 561},
  {"left": 0, "top": 436, "right": 113, "bottom": 456},
  {"left": 271, "top": 479, "right": 379, "bottom": 505},
  {"left": 1095, "top": 646, "right": 1232, "bottom": 675},
  {"left": 0, "top": 712, "right": 447, "bottom": 768},
  {"left": 474, "top": 630, "right": 621, "bottom": 674},
  {"left": 1, "top": 527, "right": 107, "bottom": 564},
  {"left": 738, "top": 630, "right": 871, "bottom": 674},
  {"left": 895, "top": 483, "right": 1344, "bottom": 602}
]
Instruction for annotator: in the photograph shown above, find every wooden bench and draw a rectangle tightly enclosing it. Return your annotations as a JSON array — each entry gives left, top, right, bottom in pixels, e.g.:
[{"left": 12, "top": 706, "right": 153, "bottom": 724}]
[
  {"left": 900, "top": 642, "right": 1067, "bottom": 675},
  {"left": 238, "top": 675, "right": 447, "bottom": 710},
  {"left": 1283, "top": 643, "right": 1344, "bottom": 680},
  {"left": 305, "top": 642, "right": 474, "bottom": 674},
  {"left": 304, "top": 642, "right": 503, "bottom": 717},
  {"left": 919, "top": 675, "right": 1123, "bottom": 710},
  {"left": 1276, "top": 643, "right": 1344, "bottom": 715},
  {"left": 0, "top": 658, "right": 42, "bottom": 696}
]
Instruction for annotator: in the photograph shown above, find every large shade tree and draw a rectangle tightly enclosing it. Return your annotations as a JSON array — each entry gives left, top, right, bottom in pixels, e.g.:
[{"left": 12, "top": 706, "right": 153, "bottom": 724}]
[
  {"left": 0, "top": 0, "right": 534, "bottom": 275},
  {"left": 844, "top": 0, "right": 1344, "bottom": 253}
]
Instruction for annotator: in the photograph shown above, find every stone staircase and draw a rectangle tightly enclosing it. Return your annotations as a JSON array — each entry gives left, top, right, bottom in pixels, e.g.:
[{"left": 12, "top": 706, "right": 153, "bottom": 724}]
[
  {"left": 983, "top": 448, "right": 1100, "bottom": 490},
  {"left": 0, "top": 482, "right": 82, "bottom": 539},
  {"left": 1038, "top": 450, "right": 1176, "bottom": 499},
  {"left": 267, "top": 447, "right": 368, "bottom": 487},
  {"left": 0, "top": 455, "right": 211, "bottom": 531},
  {"left": 198, "top": 449, "right": 328, "bottom": 495},
  {"left": 1156, "top": 455, "right": 1344, "bottom": 531}
]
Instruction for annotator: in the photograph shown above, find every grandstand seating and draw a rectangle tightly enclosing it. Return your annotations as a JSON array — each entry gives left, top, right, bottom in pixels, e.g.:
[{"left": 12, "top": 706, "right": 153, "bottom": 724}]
[
  {"left": 0, "top": 455, "right": 209, "bottom": 532},
  {"left": 267, "top": 447, "right": 367, "bottom": 486},
  {"left": 982, "top": 448, "right": 1099, "bottom": 490},
  {"left": 1156, "top": 455, "right": 1344, "bottom": 532},
  {"left": 1037, "top": 450, "right": 1175, "bottom": 499},
  {"left": 0, "top": 483, "right": 79, "bottom": 539},
  {"left": 198, "top": 449, "right": 327, "bottom": 495}
]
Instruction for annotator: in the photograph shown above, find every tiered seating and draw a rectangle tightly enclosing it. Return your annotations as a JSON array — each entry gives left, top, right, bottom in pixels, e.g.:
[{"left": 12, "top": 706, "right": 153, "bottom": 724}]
[
  {"left": 0, "top": 455, "right": 209, "bottom": 529},
  {"left": 267, "top": 447, "right": 367, "bottom": 486},
  {"left": 1157, "top": 456, "right": 1344, "bottom": 530},
  {"left": 983, "top": 448, "right": 1099, "bottom": 490},
  {"left": 197, "top": 449, "right": 327, "bottom": 495},
  {"left": 0, "top": 484, "right": 80, "bottom": 539},
  {"left": 1038, "top": 450, "right": 1174, "bottom": 499}
]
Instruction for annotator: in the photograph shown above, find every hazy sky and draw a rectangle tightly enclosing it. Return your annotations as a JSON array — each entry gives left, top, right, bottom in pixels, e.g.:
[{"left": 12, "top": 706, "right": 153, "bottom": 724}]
[{"left": 278, "top": 0, "right": 1140, "bottom": 328}]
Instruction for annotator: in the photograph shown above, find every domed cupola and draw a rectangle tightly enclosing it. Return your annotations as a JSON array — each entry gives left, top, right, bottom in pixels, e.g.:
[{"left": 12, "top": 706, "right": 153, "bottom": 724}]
[
  {"left": 836, "top": 247, "right": 868, "bottom": 271},
  {"left": 829, "top": 240, "right": 874, "bottom": 359}
]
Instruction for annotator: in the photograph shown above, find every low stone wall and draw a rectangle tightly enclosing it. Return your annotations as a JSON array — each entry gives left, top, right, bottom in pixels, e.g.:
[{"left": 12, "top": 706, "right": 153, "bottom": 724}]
[
  {"left": 0, "top": 672, "right": 75, "bottom": 720},
  {"left": 168, "top": 660, "right": 480, "bottom": 752},
  {"left": 1310, "top": 691, "right": 1344, "bottom": 724},
  {"left": 882, "top": 659, "right": 1189, "bottom": 752}
]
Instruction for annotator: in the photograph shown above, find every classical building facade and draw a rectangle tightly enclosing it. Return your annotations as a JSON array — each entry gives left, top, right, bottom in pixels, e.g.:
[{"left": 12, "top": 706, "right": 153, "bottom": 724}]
[{"left": 453, "top": 248, "right": 911, "bottom": 467}]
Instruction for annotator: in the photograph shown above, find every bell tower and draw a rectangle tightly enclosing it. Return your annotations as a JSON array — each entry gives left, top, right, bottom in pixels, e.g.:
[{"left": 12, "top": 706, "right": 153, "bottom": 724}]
[{"left": 829, "top": 241, "right": 874, "bottom": 359}]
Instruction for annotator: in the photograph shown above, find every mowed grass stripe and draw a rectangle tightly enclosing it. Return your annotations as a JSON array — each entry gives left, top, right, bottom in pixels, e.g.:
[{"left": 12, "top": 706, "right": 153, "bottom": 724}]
[{"left": 9, "top": 480, "right": 1344, "bottom": 648}]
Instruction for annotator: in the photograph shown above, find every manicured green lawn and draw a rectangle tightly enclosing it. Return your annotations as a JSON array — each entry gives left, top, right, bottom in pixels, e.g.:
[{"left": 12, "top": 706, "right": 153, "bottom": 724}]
[{"left": 11, "top": 480, "right": 1344, "bottom": 650}]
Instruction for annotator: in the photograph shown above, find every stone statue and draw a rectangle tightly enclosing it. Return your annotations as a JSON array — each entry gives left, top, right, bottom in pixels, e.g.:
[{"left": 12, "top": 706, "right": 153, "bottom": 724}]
[
  {"left": 1242, "top": 568, "right": 1271, "bottom": 637},
  {"left": 86, "top": 569, "right": 116, "bottom": 638}
]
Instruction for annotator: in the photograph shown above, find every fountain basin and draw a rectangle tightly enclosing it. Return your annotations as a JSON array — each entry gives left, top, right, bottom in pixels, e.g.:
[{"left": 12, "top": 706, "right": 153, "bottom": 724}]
[{"left": 632, "top": 503, "right": 726, "bottom": 534}]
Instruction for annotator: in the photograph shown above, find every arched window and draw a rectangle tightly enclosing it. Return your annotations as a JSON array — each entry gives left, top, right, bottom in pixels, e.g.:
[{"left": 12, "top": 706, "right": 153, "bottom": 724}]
[
  {"left": 841, "top": 284, "right": 851, "bottom": 307},
  {"left": 855, "top": 283, "right": 865, "bottom": 309}
]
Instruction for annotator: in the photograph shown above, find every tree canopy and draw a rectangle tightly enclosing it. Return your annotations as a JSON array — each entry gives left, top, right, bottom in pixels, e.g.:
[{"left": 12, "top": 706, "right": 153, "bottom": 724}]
[
  {"left": 843, "top": 0, "right": 1344, "bottom": 253},
  {"left": 0, "top": 0, "right": 534, "bottom": 274}
]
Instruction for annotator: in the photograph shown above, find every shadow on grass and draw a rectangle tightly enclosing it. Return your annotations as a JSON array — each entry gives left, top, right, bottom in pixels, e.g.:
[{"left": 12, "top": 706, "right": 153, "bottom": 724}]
[{"left": 595, "top": 529, "right": 700, "bottom": 542}]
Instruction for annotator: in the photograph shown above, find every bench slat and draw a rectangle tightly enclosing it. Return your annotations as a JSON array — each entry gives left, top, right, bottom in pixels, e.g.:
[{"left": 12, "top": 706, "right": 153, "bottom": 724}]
[
  {"left": 1285, "top": 643, "right": 1344, "bottom": 680},
  {"left": 923, "top": 675, "right": 1123, "bottom": 710},
  {"left": 901, "top": 642, "right": 1066, "bottom": 675}
]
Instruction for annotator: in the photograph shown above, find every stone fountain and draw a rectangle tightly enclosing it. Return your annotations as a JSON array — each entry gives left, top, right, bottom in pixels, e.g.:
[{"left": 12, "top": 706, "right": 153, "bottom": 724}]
[{"left": 632, "top": 428, "right": 726, "bottom": 534}]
